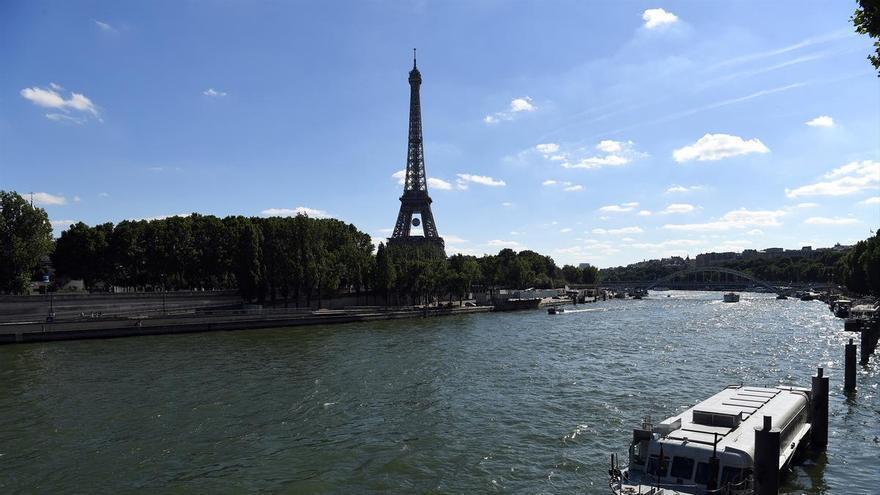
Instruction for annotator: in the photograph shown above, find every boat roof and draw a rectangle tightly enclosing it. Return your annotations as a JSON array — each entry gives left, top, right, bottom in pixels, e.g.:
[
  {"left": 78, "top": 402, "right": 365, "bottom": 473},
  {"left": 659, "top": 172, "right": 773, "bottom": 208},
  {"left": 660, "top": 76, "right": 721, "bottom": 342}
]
[{"left": 655, "top": 385, "right": 809, "bottom": 459}]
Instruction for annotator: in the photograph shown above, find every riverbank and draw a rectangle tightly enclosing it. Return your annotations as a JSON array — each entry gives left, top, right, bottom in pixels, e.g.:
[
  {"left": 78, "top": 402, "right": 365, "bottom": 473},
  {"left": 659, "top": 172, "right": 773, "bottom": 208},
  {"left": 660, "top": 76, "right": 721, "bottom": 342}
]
[{"left": 0, "top": 306, "right": 492, "bottom": 345}]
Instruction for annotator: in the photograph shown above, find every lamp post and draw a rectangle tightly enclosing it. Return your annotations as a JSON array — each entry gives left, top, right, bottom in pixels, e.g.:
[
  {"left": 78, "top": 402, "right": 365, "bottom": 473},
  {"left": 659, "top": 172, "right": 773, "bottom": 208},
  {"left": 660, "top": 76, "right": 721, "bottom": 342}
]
[{"left": 161, "top": 274, "right": 167, "bottom": 315}]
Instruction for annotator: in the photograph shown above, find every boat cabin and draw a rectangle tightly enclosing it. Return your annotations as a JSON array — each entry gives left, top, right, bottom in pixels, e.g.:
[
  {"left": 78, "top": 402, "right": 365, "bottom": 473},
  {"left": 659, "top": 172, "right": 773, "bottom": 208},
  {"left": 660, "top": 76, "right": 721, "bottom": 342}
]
[{"left": 612, "top": 385, "right": 811, "bottom": 494}]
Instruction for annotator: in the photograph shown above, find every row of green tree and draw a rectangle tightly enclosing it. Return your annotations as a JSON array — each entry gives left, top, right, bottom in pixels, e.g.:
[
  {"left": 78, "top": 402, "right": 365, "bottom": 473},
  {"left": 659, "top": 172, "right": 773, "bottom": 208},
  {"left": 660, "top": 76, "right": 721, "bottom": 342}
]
[
  {"left": 52, "top": 213, "right": 375, "bottom": 306},
  {"left": 1, "top": 191, "right": 601, "bottom": 302}
]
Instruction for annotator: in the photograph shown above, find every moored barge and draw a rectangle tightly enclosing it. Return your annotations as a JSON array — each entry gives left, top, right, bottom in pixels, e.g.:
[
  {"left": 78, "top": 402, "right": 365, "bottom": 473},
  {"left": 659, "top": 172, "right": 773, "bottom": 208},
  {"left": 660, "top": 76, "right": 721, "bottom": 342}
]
[{"left": 609, "top": 384, "right": 815, "bottom": 494}]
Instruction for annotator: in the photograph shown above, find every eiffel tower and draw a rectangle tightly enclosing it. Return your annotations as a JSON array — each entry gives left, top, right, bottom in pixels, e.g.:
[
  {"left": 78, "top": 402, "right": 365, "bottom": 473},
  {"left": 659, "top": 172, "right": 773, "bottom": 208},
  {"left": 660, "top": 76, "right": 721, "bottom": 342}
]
[{"left": 388, "top": 50, "right": 445, "bottom": 253}]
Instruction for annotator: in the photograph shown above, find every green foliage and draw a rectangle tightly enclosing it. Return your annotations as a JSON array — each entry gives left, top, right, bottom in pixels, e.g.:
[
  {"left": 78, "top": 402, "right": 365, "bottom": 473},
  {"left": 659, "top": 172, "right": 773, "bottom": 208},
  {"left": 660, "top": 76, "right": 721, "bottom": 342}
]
[
  {"left": 841, "top": 232, "right": 880, "bottom": 296},
  {"left": 853, "top": 0, "right": 880, "bottom": 75},
  {"left": 49, "top": 211, "right": 375, "bottom": 303},
  {"left": 0, "top": 191, "right": 54, "bottom": 294}
]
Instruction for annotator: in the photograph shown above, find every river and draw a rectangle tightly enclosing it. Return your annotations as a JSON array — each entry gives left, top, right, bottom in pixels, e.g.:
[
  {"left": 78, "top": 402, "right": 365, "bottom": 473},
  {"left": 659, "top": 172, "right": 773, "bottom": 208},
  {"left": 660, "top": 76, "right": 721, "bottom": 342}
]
[{"left": 1, "top": 291, "right": 877, "bottom": 493}]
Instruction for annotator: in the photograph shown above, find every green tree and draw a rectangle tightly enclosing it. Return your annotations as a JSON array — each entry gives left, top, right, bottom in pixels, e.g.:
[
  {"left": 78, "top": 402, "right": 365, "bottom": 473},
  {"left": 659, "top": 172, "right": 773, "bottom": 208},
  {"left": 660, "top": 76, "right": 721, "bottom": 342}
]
[
  {"left": 853, "top": 0, "right": 880, "bottom": 75},
  {"left": 375, "top": 243, "right": 396, "bottom": 307},
  {"left": 580, "top": 263, "right": 600, "bottom": 284},
  {"left": 52, "top": 221, "right": 113, "bottom": 288},
  {"left": 0, "top": 191, "right": 53, "bottom": 294},
  {"left": 234, "top": 220, "right": 265, "bottom": 302}
]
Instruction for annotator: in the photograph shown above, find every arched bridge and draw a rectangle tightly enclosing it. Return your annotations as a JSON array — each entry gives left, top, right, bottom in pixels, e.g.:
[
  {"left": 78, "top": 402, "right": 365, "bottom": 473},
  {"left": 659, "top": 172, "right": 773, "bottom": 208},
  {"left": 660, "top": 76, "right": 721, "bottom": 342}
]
[{"left": 644, "top": 266, "right": 780, "bottom": 293}]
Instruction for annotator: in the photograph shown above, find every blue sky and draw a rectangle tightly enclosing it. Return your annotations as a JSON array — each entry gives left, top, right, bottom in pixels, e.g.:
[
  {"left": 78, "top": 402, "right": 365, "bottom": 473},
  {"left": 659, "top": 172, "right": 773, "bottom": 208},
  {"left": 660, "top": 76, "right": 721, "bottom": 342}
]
[{"left": 2, "top": 1, "right": 878, "bottom": 268}]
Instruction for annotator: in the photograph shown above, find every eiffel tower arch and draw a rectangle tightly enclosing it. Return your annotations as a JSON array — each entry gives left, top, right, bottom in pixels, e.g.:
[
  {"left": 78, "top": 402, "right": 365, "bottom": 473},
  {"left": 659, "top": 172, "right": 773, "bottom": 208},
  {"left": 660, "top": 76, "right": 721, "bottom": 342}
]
[{"left": 388, "top": 50, "right": 445, "bottom": 254}]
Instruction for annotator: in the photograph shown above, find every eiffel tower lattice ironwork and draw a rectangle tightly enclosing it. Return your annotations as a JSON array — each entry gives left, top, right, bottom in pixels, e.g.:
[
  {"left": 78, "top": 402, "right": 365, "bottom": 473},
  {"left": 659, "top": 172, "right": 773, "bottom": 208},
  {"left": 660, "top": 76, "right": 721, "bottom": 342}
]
[{"left": 388, "top": 49, "right": 445, "bottom": 252}]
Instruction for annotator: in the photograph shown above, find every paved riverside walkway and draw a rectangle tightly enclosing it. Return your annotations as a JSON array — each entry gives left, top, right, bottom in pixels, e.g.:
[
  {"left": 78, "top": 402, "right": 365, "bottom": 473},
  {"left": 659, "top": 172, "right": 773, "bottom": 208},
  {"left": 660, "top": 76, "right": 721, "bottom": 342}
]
[{"left": 0, "top": 306, "right": 492, "bottom": 345}]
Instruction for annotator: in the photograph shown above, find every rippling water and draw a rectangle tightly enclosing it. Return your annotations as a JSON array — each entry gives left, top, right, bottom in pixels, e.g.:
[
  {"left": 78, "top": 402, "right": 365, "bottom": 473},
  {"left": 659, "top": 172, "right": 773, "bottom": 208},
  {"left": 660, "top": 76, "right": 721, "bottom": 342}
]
[{"left": 1, "top": 292, "right": 877, "bottom": 494}]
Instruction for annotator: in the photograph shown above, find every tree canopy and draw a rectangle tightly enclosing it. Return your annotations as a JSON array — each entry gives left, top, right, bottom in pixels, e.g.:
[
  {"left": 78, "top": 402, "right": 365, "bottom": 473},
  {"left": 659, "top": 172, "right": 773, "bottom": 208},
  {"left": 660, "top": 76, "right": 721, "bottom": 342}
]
[
  {"left": 0, "top": 191, "right": 54, "bottom": 294},
  {"left": 853, "top": 0, "right": 880, "bottom": 75}
]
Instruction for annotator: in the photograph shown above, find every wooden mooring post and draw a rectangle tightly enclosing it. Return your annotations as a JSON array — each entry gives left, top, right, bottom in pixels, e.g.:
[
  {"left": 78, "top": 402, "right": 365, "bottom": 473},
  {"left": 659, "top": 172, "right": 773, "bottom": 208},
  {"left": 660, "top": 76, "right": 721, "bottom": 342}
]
[
  {"left": 859, "top": 321, "right": 878, "bottom": 365},
  {"left": 753, "top": 415, "right": 780, "bottom": 495},
  {"left": 810, "top": 367, "right": 829, "bottom": 449},
  {"left": 845, "top": 338, "right": 857, "bottom": 392}
]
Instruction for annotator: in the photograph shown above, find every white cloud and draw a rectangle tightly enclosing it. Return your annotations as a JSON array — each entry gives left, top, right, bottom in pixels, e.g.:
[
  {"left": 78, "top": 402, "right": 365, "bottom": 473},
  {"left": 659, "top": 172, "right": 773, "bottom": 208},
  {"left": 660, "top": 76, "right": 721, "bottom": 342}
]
[
  {"left": 261, "top": 206, "right": 332, "bottom": 218},
  {"left": 794, "top": 202, "right": 820, "bottom": 208},
  {"left": 599, "top": 202, "right": 639, "bottom": 213},
  {"left": 21, "top": 85, "right": 100, "bottom": 121},
  {"left": 747, "top": 229, "right": 764, "bottom": 235},
  {"left": 663, "top": 208, "right": 786, "bottom": 232},
  {"left": 98, "top": 192, "right": 110, "bottom": 197},
  {"left": 31, "top": 192, "right": 67, "bottom": 206},
  {"left": 786, "top": 160, "right": 880, "bottom": 197},
  {"left": 673, "top": 133, "right": 770, "bottom": 162},
  {"left": 592, "top": 226, "right": 644, "bottom": 235},
  {"left": 642, "top": 8, "right": 678, "bottom": 29},
  {"left": 50, "top": 219, "right": 76, "bottom": 230},
  {"left": 535, "top": 143, "right": 560, "bottom": 155},
  {"left": 456, "top": 173, "right": 506, "bottom": 188},
  {"left": 596, "top": 140, "right": 623, "bottom": 153},
  {"left": 637, "top": 210, "right": 652, "bottom": 216},
  {"left": 563, "top": 184, "right": 583, "bottom": 192},
  {"left": 444, "top": 234, "right": 468, "bottom": 244},
  {"left": 560, "top": 228, "right": 573, "bottom": 233},
  {"left": 542, "top": 179, "right": 558, "bottom": 186},
  {"left": 501, "top": 202, "right": 514, "bottom": 207},
  {"left": 45, "top": 113, "right": 86, "bottom": 124},
  {"left": 392, "top": 170, "right": 451, "bottom": 190},
  {"left": 137, "top": 213, "right": 191, "bottom": 222},
  {"left": 487, "top": 239, "right": 521, "bottom": 248},
  {"left": 859, "top": 196, "right": 880, "bottom": 205},
  {"left": 93, "top": 19, "right": 118, "bottom": 33},
  {"left": 427, "top": 177, "right": 452, "bottom": 190},
  {"left": 484, "top": 96, "right": 536, "bottom": 124},
  {"left": 392, "top": 170, "right": 406, "bottom": 185},
  {"left": 661, "top": 203, "right": 696, "bottom": 214},
  {"left": 73, "top": 195, "right": 81, "bottom": 202},
  {"left": 630, "top": 239, "right": 704, "bottom": 250},
  {"left": 805, "top": 115, "right": 834, "bottom": 127},
  {"left": 804, "top": 216, "right": 859, "bottom": 225},
  {"left": 666, "top": 184, "right": 704, "bottom": 194},
  {"left": 203, "top": 88, "right": 227, "bottom": 97},
  {"left": 510, "top": 97, "right": 535, "bottom": 112},
  {"left": 559, "top": 140, "right": 645, "bottom": 170}
]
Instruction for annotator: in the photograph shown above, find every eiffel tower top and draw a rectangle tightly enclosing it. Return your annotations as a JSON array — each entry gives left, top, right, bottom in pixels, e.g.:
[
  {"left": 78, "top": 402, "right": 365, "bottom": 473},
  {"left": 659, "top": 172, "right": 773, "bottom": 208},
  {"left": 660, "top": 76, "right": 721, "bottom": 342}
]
[{"left": 409, "top": 48, "right": 421, "bottom": 83}]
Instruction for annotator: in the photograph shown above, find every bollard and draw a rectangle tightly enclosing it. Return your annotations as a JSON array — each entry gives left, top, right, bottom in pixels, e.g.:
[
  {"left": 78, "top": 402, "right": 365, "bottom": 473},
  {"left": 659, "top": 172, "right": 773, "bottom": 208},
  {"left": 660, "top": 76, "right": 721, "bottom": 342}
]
[
  {"left": 845, "top": 338, "right": 857, "bottom": 391},
  {"left": 860, "top": 326, "right": 872, "bottom": 365},
  {"left": 706, "top": 432, "right": 720, "bottom": 492},
  {"left": 753, "top": 415, "right": 780, "bottom": 495},
  {"left": 810, "top": 367, "right": 829, "bottom": 449}
]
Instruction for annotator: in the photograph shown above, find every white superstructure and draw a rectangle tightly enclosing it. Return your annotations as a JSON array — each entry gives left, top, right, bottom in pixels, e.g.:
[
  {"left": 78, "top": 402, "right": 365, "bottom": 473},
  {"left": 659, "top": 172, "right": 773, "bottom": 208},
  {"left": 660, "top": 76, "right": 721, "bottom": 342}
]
[{"left": 610, "top": 385, "right": 812, "bottom": 495}]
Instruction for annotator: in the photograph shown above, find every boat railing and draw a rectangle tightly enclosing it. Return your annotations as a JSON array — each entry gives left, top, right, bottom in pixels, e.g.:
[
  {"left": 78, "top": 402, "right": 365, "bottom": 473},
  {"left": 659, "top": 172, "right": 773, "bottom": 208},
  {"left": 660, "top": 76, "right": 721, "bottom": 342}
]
[{"left": 704, "top": 474, "right": 753, "bottom": 495}]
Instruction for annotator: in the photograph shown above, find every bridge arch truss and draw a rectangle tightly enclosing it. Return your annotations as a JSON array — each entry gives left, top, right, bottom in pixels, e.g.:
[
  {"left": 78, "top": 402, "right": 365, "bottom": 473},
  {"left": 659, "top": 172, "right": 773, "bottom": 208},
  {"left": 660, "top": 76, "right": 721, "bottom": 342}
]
[{"left": 645, "top": 266, "right": 779, "bottom": 293}]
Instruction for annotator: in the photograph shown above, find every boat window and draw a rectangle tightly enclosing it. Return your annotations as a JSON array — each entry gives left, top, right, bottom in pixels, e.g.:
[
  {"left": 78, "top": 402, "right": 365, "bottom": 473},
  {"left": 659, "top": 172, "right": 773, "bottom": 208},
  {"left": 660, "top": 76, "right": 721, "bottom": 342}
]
[
  {"left": 694, "top": 462, "right": 714, "bottom": 485},
  {"left": 646, "top": 455, "right": 669, "bottom": 477},
  {"left": 670, "top": 456, "right": 695, "bottom": 480},
  {"left": 721, "top": 466, "right": 745, "bottom": 485}
]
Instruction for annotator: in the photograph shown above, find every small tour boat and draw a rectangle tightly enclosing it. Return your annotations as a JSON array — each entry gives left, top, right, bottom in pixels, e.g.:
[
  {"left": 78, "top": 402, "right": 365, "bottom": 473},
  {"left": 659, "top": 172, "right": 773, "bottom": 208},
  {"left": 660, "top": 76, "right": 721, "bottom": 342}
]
[
  {"left": 723, "top": 293, "right": 740, "bottom": 303},
  {"left": 832, "top": 299, "right": 852, "bottom": 318},
  {"left": 547, "top": 306, "right": 565, "bottom": 315},
  {"left": 776, "top": 294, "right": 788, "bottom": 300},
  {"left": 609, "top": 384, "right": 813, "bottom": 495}
]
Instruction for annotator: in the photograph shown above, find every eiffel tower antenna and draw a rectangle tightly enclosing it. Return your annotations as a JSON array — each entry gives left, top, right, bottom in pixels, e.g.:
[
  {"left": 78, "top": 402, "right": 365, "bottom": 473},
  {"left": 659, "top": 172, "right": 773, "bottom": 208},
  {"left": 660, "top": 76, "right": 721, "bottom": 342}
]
[{"left": 388, "top": 50, "right": 445, "bottom": 253}]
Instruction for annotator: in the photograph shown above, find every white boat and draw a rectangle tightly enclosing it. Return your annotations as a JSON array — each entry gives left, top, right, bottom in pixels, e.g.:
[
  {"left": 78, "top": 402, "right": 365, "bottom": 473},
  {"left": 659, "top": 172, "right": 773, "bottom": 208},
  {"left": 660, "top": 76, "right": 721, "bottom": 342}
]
[
  {"left": 609, "top": 385, "right": 812, "bottom": 495},
  {"left": 723, "top": 293, "right": 740, "bottom": 303}
]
